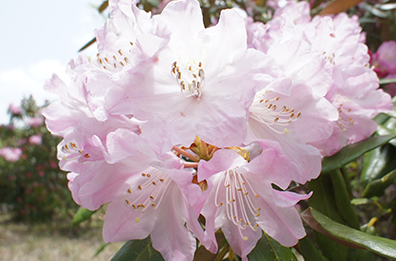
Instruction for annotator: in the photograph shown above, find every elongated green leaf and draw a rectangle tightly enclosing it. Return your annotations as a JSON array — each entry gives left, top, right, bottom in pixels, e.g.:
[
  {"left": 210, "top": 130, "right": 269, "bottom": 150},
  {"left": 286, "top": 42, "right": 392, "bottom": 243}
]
[
  {"left": 307, "top": 175, "right": 343, "bottom": 223},
  {"left": 321, "top": 135, "right": 395, "bottom": 174},
  {"left": 362, "top": 169, "right": 396, "bottom": 198},
  {"left": 72, "top": 207, "right": 97, "bottom": 226},
  {"left": 380, "top": 78, "right": 396, "bottom": 85},
  {"left": 330, "top": 170, "right": 359, "bottom": 229},
  {"left": 301, "top": 208, "right": 396, "bottom": 260},
  {"left": 377, "top": 118, "right": 396, "bottom": 146},
  {"left": 298, "top": 236, "right": 329, "bottom": 261},
  {"left": 361, "top": 144, "right": 396, "bottom": 183},
  {"left": 247, "top": 231, "right": 297, "bottom": 261},
  {"left": 347, "top": 249, "right": 373, "bottom": 261},
  {"left": 94, "top": 242, "right": 110, "bottom": 257},
  {"left": 111, "top": 237, "right": 164, "bottom": 261}
]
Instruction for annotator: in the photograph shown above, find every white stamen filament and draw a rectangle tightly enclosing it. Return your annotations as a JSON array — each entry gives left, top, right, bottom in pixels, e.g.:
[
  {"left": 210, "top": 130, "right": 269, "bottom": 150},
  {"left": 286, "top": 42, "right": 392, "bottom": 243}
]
[{"left": 217, "top": 170, "right": 261, "bottom": 231}]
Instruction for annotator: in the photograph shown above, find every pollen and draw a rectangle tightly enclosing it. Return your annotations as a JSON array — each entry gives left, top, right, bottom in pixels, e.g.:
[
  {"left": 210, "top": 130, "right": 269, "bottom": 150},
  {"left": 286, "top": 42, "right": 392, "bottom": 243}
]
[{"left": 135, "top": 217, "right": 140, "bottom": 223}]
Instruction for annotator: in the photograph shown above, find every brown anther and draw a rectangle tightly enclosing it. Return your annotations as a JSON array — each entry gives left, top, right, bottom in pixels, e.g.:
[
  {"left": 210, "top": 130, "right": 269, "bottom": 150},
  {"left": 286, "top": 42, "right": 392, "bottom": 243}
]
[
  {"left": 173, "top": 61, "right": 177, "bottom": 67},
  {"left": 138, "top": 185, "right": 142, "bottom": 190},
  {"left": 142, "top": 173, "right": 146, "bottom": 176},
  {"left": 125, "top": 199, "right": 130, "bottom": 205},
  {"left": 113, "top": 63, "right": 117, "bottom": 68},
  {"left": 124, "top": 57, "right": 129, "bottom": 63},
  {"left": 290, "top": 113, "right": 294, "bottom": 118},
  {"left": 255, "top": 212, "right": 261, "bottom": 217},
  {"left": 297, "top": 112, "right": 301, "bottom": 118},
  {"left": 152, "top": 203, "right": 156, "bottom": 207},
  {"left": 130, "top": 42, "right": 134, "bottom": 46},
  {"left": 260, "top": 99, "right": 264, "bottom": 103},
  {"left": 199, "top": 62, "right": 202, "bottom": 67},
  {"left": 244, "top": 191, "right": 248, "bottom": 195},
  {"left": 147, "top": 174, "right": 151, "bottom": 177},
  {"left": 177, "top": 72, "right": 181, "bottom": 80},
  {"left": 253, "top": 224, "right": 259, "bottom": 229},
  {"left": 103, "top": 66, "right": 107, "bottom": 70},
  {"left": 237, "top": 188, "right": 243, "bottom": 191},
  {"left": 127, "top": 188, "right": 132, "bottom": 194},
  {"left": 256, "top": 207, "right": 261, "bottom": 211},
  {"left": 152, "top": 181, "right": 156, "bottom": 186},
  {"left": 118, "top": 49, "right": 123, "bottom": 56},
  {"left": 160, "top": 179, "right": 165, "bottom": 182},
  {"left": 233, "top": 215, "right": 237, "bottom": 219},
  {"left": 104, "top": 57, "right": 109, "bottom": 63},
  {"left": 172, "top": 67, "right": 177, "bottom": 74},
  {"left": 226, "top": 184, "right": 231, "bottom": 187},
  {"left": 132, "top": 204, "right": 137, "bottom": 209},
  {"left": 189, "top": 66, "right": 192, "bottom": 71},
  {"left": 229, "top": 198, "right": 236, "bottom": 203},
  {"left": 120, "top": 61, "right": 124, "bottom": 66},
  {"left": 255, "top": 194, "right": 259, "bottom": 198},
  {"left": 84, "top": 153, "right": 90, "bottom": 158},
  {"left": 274, "top": 117, "right": 279, "bottom": 122},
  {"left": 218, "top": 202, "right": 223, "bottom": 206},
  {"left": 99, "top": 59, "right": 103, "bottom": 64},
  {"left": 150, "top": 196, "right": 154, "bottom": 200},
  {"left": 275, "top": 97, "right": 280, "bottom": 101}
]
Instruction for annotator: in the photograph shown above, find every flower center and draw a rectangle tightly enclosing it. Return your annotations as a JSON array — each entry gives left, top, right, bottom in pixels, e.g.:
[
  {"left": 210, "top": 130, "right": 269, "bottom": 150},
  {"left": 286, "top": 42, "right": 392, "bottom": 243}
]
[
  {"left": 124, "top": 171, "right": 171, "bottom": 214},
  {"left": 215, "top": 169, "right": 261, "bottom": 231},
  {"left": 94, "top": 42, "right": 134, "bottom": 72},
  {"left": 250, "top": 91, "right": 302, "bottom": 134},
  {"left": 171, "top": 61, "right": 205, "bottom": 98}
]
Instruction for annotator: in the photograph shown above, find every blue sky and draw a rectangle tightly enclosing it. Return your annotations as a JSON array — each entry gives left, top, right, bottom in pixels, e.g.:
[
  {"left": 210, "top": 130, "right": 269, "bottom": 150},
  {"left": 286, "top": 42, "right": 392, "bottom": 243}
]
[{"left": 0, "top": 0, "right": 106, "bottom": 123}]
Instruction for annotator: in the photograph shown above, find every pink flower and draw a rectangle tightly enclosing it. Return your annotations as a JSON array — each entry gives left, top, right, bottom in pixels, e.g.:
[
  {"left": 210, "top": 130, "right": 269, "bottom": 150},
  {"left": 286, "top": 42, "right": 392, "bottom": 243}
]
[
  {"left": 0, "top": 147, "right": 22, "bottom": 162},
  {"left": 197, "top": 141, "right": 311, "bottom": 259},
  {"left": 372, "top": 41, "right": 396, "bottom": 77},
  {"left": 26, "top": 117, "right": 44, "bottom": 127},
  {"left": 105, "top": 0, "right": 278, "bottom": 150},
  {"left": 303, "top": 14, "right": 393, "bottom": 155},
  {"left": 29, "top": 135, "right": 42, "bottom": 145},
  {"left": 8, "top": 103, "right": 22, "bottom": 115}
]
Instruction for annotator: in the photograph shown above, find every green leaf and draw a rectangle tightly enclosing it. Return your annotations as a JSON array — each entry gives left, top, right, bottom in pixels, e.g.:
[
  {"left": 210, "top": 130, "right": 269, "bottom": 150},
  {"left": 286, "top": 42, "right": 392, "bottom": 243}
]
[
  {"left": 307, "top": 175, "right": 349, "bottom": 261},
  {"left": 362, "top": 169, "right": 396, "bottom": 198},
  {"left": 301, "top": 208, "right": 396, "bottom": 260},
  {"left": 94, "top": 242, "right": 110, "bottom": 257},
  {"left": 247, "top": 231, "right": 297, "bottom": 261},
  {"left": 347, "top": 249, "right": 373, "bottom": 261},
  {"left": 111, "top": 237, "right": 164, "bottom": 261},
  {"left": 321, "top": 134, "right": 396, "bottom": 175},
  {"left": 330, "top": 170, "right": 359, "bottom": 229},
  {"left": 72, "top": 207, "right": 97, "bottom": 226},
  {"left": 298, "top": 236, "right": 329, "bottom": 261},
  {"left": 380, "top": 78, "right": 396, "bottom": 85},
  {"left": 350, "top": 198, "right": 370, "bottom": 205},
  {"left": 361, "top": 144, "right": 396, "bottom": 183},
  {"left": 307, "top": 175, "right": 343, "bottom": 223}
]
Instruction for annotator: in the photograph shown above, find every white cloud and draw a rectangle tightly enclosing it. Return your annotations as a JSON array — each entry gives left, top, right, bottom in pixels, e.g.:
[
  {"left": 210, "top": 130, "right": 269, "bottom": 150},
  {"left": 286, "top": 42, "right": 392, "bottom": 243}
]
[{"left": 0, "top": 60, "right": 68, "bottom": 124}]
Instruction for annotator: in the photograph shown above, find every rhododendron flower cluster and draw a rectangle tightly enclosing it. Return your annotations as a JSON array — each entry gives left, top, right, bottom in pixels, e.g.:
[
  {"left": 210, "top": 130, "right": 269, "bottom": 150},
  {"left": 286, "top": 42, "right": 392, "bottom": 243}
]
[{"left": 43, "top": 0, "right": 392, "bottom": 260}]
